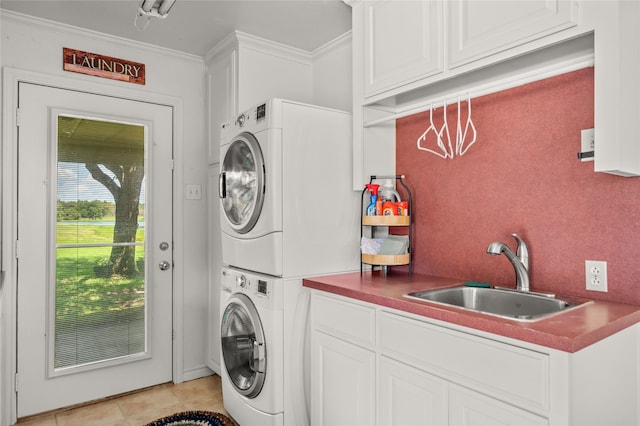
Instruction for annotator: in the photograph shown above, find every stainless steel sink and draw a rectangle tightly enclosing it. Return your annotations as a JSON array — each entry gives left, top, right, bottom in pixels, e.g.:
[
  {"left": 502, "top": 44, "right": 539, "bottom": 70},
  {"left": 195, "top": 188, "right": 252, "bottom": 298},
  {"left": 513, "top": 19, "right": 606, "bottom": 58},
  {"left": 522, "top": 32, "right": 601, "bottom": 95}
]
[{"left": 404, "top": 286, "right": 584, "bottom": 321}]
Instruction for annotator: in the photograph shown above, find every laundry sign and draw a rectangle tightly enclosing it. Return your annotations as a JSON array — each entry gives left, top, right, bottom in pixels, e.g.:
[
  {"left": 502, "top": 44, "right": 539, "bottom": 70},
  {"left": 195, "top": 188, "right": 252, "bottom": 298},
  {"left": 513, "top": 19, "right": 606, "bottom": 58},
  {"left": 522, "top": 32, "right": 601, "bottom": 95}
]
[{"left": 63, "top": 48, "right": 146, "bottom": 85}]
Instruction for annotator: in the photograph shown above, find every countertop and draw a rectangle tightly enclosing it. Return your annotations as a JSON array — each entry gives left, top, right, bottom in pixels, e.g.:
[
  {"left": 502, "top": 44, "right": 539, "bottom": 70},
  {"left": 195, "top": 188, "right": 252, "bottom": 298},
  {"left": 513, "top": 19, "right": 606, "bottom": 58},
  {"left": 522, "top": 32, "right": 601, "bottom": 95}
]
[{"left": 303, "top": 270, "right": 640, "bottom": 353}]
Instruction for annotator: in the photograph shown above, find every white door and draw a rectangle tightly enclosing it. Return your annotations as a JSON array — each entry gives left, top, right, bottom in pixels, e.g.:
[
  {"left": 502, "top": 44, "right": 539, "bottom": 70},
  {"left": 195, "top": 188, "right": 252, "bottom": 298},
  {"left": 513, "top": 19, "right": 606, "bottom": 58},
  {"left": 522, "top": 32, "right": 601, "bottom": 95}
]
[{"left": 16, "top": 83, "right": 173, "bottom": 417}]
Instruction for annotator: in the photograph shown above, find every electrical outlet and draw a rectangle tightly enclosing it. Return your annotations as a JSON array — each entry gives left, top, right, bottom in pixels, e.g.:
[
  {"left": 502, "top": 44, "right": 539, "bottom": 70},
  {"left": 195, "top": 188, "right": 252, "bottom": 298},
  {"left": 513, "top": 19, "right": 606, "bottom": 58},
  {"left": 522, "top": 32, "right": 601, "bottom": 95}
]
[
  {"left": 585, "top": 260, "right": 607, "bottom": 292},
  {"left": 580, "top": 128, "right": 595, "bottom": 162}
]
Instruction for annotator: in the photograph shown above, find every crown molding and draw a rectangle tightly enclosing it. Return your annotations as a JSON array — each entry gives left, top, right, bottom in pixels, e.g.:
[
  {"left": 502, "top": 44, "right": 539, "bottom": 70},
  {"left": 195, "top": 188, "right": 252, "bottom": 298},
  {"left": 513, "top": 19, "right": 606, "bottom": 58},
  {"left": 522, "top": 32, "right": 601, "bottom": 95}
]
[
  {"left": 312, "top": 31, "right": 352, "bottom": 57},
  {"left": 204, "top": 29, "right": 313, "bottom": 66},
  {"left": 0, "top": 9, "right": 203, "bottom": 64}
]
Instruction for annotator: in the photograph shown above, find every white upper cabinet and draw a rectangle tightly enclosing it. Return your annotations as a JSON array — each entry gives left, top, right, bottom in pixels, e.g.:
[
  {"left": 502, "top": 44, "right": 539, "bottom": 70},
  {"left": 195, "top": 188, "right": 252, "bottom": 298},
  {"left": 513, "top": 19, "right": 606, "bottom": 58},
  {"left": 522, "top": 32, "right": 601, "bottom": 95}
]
[
  {"left": 357, "top": 0, "right": 585, "bottom": 103},
  {"left": 363, "top": 0, "right": 443, "bottom": 97},
  {"left": 349, "top": 0, "right": 594, "bottom": 188},
  {"left": 588, "top": 1, "right": 640, "bottom": 176},
  {"left": 448, "top": 0, "right": 577, "bottom": 68}
]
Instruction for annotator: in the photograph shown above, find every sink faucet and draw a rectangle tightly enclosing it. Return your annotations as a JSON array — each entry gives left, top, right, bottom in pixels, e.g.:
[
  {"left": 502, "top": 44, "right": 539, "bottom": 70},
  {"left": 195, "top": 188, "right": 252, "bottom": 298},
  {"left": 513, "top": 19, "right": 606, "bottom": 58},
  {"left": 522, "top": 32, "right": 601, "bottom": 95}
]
[{"left": 486, "top": 233, "right": 530, "bottom": 292}]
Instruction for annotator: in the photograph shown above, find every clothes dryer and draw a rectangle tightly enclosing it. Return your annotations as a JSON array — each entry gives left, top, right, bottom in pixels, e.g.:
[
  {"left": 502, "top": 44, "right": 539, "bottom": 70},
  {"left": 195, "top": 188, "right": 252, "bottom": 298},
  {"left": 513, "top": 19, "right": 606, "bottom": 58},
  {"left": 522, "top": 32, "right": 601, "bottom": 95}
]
[{"left": 219, "top": 99, "right": 359, "bottom": 277}]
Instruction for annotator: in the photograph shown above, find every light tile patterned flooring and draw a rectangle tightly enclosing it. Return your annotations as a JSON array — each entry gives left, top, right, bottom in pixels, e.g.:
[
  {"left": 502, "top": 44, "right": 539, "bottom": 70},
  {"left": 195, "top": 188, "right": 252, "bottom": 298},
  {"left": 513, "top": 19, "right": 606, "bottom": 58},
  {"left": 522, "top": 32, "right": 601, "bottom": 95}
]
[{"left": 17, "top": 375, "right": 231, "bottom": 426}]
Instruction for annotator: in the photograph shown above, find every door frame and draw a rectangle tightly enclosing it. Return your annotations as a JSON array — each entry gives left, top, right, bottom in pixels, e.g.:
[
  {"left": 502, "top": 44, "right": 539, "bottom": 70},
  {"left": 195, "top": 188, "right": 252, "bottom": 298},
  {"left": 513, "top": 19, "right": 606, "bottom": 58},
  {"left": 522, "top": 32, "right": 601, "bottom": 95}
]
[{"left": 1, "top": 68, "right": 186, "bottom": 425}]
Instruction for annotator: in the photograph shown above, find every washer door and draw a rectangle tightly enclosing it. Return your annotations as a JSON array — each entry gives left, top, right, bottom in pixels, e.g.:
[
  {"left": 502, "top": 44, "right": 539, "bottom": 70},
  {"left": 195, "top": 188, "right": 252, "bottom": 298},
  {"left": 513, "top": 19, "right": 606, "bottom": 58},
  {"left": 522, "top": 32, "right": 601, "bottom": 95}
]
[
  {"left": 219, "top": 132, "right": 265, "bottom": 234},
  {"left": 221, "top": 293, "right": 267, "bottom": 398}
]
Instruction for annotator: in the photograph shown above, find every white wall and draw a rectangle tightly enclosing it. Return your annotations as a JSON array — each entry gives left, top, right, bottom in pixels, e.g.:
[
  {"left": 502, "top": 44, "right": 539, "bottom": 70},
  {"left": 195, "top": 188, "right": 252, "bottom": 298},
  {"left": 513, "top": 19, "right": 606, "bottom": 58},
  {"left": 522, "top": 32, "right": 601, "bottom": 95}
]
[
  {"left": 312, "top": 31, "right": 353, "bottom": 112},
  {"left": 237, "top": 32, "right": 314, "bottom": 111},
  {"left": 0, "top": 10, "right": 209, "bottom": 424}
]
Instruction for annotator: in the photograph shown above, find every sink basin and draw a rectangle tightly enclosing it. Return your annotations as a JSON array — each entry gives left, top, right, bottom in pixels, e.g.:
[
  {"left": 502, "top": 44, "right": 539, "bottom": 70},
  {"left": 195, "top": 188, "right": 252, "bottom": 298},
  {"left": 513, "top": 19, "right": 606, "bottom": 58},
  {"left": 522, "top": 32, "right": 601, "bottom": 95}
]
[{"left": 404, "top": 286, "right": 583, "bottom": 321}]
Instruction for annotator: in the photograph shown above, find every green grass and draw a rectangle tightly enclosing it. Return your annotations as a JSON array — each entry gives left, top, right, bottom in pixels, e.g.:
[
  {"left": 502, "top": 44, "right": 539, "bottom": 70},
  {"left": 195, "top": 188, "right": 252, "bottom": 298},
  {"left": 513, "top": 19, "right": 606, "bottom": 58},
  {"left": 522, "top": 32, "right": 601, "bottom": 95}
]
[
  {"left": 57, "top": 222, "right": 144, "bottom": 244},
  {"left": 56, "top": 224, "right": 145, "bottom": 325}
]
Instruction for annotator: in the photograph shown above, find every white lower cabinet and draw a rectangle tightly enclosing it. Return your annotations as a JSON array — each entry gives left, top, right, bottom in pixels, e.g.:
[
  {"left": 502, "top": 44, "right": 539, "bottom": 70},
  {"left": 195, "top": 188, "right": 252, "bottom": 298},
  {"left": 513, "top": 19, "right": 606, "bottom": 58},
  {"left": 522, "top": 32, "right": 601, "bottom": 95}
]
[
  {"left": 378, "top": 356, "right": 447, "bottom": 426},
  {"left": 310, "top": 292, "right": 376, "bottom": 426},
  {"left": 449, "top": 385, "right": 547, "bottom": 426},
  {"left": 311, "top": 332, "right": 375, "bottom": 426},
  {"left": 310, "top": 290, "right": 639, "bottom": 426}
]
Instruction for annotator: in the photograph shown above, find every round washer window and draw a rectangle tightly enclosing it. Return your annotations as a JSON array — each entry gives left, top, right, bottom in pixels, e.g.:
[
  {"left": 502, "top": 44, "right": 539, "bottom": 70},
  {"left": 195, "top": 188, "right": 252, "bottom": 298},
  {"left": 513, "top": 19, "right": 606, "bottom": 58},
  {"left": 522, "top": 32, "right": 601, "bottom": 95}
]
[{"left": 220, "top": 294, "right": 266, "bottom": 398}]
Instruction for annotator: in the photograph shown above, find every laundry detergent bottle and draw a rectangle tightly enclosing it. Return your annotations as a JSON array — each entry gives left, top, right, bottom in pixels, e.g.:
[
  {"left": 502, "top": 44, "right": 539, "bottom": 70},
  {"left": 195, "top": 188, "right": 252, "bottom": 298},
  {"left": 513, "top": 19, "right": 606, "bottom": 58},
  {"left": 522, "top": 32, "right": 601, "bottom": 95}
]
[
  {"left": 380, "top": 179, "right": 401, "bottom": 203},
  {"left": 365, "top": 184, "right": 380, "bottom": 215},
  {"left": 380, "top": 180, "right": 401, "bottom": 215}
]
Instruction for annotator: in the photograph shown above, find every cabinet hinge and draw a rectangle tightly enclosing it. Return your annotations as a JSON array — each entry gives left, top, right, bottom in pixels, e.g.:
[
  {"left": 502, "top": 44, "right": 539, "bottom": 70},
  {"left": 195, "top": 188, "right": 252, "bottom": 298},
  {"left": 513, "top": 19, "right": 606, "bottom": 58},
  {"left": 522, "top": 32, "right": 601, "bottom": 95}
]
[
  {"left": 15, "top": 373, "right": 19, "bottom": 393},
  {"left": 16, "top": 108, "right": 21, "bottom": 127},
  {"left": 15, "top": 240, "right": 20, "bottom": 259},
  {"left": 171, "top": 159, "right": 175, "bottom": 170}
]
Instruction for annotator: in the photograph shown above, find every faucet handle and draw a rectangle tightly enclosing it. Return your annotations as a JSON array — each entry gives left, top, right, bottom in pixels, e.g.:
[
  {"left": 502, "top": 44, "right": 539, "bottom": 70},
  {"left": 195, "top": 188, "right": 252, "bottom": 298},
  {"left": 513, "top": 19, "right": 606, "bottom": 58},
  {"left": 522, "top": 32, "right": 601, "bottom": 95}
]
[{"left": 511, "top": 233, "right": 529, "bottom": 270}]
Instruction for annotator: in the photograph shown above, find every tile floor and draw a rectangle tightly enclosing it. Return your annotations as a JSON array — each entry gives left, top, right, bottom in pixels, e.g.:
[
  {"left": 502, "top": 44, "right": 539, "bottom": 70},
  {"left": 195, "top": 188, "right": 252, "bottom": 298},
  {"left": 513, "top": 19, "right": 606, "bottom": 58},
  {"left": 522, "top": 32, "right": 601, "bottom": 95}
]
[{"left": 16, "top": 375, "right": 232, "bottom": 426}]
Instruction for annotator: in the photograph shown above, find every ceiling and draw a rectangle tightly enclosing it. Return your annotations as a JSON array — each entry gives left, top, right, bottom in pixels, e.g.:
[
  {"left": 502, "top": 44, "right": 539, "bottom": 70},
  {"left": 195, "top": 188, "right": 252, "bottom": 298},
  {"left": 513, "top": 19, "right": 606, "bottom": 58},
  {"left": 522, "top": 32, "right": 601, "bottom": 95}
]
[{"left": 0, "top": 0, "right": 352, "bottom": 56}]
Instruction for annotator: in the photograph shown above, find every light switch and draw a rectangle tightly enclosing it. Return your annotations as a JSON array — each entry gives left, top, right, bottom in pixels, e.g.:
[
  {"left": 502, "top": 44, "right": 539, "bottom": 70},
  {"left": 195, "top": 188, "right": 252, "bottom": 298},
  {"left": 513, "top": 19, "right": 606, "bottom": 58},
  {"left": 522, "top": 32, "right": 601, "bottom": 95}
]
[{"left": 186, "top": 184, "right": 202, "bottom": 200}]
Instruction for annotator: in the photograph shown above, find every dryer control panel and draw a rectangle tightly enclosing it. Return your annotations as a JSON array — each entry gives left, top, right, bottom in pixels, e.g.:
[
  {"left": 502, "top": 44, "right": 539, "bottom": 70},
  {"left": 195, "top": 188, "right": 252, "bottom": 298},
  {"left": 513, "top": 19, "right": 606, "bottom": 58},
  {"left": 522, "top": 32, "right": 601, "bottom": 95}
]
[{"left": 256, "top": 103, "right": 266, "bottom": 121}]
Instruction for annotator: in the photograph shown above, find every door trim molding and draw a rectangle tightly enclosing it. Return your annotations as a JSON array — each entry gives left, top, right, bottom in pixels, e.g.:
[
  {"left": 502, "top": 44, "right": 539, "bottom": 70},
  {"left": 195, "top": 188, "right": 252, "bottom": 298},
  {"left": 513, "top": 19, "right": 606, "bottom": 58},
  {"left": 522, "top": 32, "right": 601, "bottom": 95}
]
[{"left": 1, "top": 67, "right": 185, "bottom": 426}]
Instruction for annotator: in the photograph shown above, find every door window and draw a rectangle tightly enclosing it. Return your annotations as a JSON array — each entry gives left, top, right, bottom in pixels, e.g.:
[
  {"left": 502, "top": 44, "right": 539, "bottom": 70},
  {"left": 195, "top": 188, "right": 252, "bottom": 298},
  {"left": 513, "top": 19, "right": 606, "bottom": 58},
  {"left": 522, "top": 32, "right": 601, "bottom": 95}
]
[{"left": 55, "top": 115, "right": 146, "bottom": 370}]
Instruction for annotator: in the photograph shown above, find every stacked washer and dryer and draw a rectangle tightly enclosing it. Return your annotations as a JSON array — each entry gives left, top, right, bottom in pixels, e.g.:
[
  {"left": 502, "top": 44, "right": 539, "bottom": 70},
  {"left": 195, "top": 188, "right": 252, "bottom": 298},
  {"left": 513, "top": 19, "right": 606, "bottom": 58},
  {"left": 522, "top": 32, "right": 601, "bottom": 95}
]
[{"left": 218, "top": 99, "right": 360, "bottom": 426}]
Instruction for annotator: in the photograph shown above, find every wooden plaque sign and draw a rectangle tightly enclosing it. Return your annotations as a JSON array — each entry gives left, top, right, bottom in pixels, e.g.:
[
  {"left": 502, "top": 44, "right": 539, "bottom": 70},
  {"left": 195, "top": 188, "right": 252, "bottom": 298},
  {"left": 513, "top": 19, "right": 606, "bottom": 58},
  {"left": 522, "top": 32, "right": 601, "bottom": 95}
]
[{"left": 63, "top": 48, "right": 146, "bottom": 85}]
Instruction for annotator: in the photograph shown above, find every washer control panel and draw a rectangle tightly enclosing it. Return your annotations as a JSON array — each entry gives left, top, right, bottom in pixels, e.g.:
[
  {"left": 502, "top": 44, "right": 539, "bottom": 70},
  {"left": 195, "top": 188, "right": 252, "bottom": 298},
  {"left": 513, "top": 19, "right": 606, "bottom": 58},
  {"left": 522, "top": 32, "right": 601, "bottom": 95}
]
[
  {"left": 236, "top": 274, "right": 247, "bottom": 288},
  {"left": 235, "top": 113, "right": 246, "bottom": 127},
  {"left": 222, "top": 267, "right": 270, "bottom": 298}
]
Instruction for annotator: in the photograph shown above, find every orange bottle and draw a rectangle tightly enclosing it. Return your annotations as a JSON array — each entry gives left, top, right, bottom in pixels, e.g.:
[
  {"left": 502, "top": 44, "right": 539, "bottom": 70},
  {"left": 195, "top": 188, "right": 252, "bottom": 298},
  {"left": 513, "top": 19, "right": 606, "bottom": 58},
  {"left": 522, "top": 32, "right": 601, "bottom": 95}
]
[
  {"left": 382, "top": 200, "right": 396, "bottom": 215},
  {"left": 397, "top": 201, "right": 409, "bottom": 216}
]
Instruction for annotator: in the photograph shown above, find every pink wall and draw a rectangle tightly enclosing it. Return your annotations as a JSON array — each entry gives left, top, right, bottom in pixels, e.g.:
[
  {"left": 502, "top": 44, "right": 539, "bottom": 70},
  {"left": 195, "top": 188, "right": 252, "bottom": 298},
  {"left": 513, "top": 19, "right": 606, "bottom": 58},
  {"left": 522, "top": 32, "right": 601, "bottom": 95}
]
[{"left": 396, "top": 68, "right": 640, "bottom": 305}]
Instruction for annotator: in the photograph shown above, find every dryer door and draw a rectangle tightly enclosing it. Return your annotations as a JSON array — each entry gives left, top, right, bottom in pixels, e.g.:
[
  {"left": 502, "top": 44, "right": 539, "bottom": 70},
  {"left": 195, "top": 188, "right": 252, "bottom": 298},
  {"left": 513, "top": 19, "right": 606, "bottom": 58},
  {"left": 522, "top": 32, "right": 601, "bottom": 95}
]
[
  {"left": 219, "top": 132, "right": 265, "bottom": 234},
  {"left": 221, "top": 293, "right": 267, "bottom": 398}
]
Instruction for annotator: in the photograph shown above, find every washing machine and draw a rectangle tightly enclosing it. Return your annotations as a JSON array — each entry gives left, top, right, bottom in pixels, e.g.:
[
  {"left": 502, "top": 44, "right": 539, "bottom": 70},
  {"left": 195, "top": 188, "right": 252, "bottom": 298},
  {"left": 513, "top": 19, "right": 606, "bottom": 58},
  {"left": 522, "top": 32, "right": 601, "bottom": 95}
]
[
  {"left": 219, "top": 98, "right": 360, "bottom": 278},
  {"left": 220, "top": 266, "right": 310, "bottom": 426}
]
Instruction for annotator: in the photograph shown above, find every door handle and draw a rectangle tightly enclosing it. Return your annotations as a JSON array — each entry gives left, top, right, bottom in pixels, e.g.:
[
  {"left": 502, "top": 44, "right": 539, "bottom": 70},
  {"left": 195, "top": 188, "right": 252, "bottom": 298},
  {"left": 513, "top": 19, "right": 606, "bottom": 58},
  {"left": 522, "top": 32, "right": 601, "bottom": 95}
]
[
  {"left": 159, "top": 261, "right": 171, "bottom": 271},
  {"left": 219, "top": 171, "right": 226, "bottom": 199},
  {"left": 249, "top": 339, "right": 265, "bottom": 374}
]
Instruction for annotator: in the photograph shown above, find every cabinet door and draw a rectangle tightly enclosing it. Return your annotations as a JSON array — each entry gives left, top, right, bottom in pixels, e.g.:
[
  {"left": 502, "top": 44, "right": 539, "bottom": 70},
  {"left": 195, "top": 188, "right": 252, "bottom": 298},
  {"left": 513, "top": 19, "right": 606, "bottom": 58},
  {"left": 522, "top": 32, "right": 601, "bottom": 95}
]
[
  {"left": 363, "top": 0, "right": 443, "bottom": 97},
  {"left": 207, "top": 48, "right": 237, "bottom": 165},
  {"left": 449, "top": 385, "right": 548, "bottom": 426},
  {"left": 378, "top": 356, "right": 448, "bottom": 426},
  {"left": 448, "top": 0, "right": 576, "bottom": 68},
  {"left": 591, "top": 0, "right": 640, "bottom": 176},
  {"left": 311, "top": 331, "right": 375, "bottom": 426}
]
